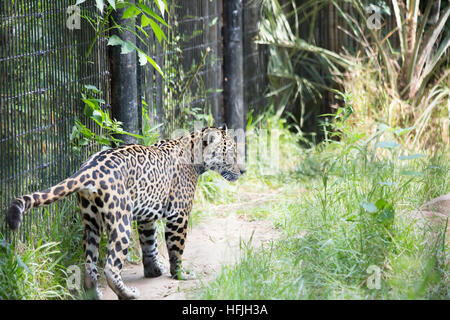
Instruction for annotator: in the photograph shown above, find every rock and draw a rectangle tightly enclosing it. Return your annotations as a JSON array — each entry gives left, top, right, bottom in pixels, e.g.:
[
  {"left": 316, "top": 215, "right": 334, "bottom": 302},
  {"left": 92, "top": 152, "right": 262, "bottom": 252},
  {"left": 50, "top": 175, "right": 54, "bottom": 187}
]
[
  {"left": 420, "top": 194, "right": 450, "bottom": 216},
  {"left": 409, "top": 194, "right": 449, "bottom": 250}
]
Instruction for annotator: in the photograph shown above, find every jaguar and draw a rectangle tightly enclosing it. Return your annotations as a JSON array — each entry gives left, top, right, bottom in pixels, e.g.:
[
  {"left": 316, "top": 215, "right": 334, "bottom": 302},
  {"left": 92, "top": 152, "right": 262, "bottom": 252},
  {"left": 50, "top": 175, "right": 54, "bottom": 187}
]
[{"left": 7, "top": 126, "right": 245, "bottom": 299}]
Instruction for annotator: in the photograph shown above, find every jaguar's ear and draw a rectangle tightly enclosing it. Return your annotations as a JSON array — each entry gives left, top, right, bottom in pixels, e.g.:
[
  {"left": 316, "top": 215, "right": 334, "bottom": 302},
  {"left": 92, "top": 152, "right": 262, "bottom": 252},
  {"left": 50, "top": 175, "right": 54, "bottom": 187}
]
[{"left": 219, "top": 123, "right": 227, "bottom": 131}]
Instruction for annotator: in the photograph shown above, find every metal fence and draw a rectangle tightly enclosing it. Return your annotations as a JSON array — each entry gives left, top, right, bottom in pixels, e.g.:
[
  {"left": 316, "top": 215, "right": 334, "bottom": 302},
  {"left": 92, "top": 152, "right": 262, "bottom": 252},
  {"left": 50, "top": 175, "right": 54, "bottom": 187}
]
[
  {"left": 0, "top": 0, "right": 110, "bottom": 240},
  {"left": 0, "top": 0, "right": 268, "bottom": 241},
  {"left": 142, "top": 0, "right": 224, "bottom": 136},
  {"left": 243, "top": 2, "right": 268, "bottom": 118}
]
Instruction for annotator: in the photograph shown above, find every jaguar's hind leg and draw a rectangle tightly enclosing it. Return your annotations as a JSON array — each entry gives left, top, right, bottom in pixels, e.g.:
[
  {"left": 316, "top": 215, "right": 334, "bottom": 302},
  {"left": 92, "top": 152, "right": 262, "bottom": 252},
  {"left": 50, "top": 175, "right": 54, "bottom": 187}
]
[
  {"left": 103, "top": 206, "right": 139, "bottom": 300},
  {"left": 78, "top": 194, "right": 102, "bottom": 299},
  {"left": 138, "top": 220, "right": 165, "bottom": 278},
  {"left": 82, "top": 226, "right": 102, "bottom": 299}
]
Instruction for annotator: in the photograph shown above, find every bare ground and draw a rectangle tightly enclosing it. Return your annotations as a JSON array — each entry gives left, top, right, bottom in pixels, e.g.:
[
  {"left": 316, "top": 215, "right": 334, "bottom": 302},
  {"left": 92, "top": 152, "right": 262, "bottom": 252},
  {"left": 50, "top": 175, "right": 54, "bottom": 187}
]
[{"left": 99, "top": 214, "right": 279, "bottom": 300}]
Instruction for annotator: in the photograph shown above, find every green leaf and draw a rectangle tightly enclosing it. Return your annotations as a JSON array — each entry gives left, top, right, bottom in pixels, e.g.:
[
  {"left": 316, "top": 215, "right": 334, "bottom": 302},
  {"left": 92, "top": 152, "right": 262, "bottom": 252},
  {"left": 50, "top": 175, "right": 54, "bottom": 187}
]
[
  {"left": 141, "top": 14, "right": 152, "bottom": 27},
  {"left": 379, "top": 207, "right": 394, "bottom": 223},
  {"left": 400, "top": 170, "right": 423, "bottom": 176},
  {"left": 209, "top": 16, "right": 218, "bottom": 27},
  {"left": 376, "top": 141, "right": 399, "bottom": 149},
  {"left": 75, "top": 121, "right": 92, "bottom": 139},
  {"left": 106, "top": 0, "right": 116, "bottom": 10},
  {"left": 377, "top": 123, "right": 391, "bottom": 132},
  {"left": 342, "top": 105, "right": 353, "bottom": 122},
  {"left": 82, "top": 98, "right": 98, "bottom": 115},
  {"left": 91, "top": 97, "right": 106, "bottom": 105},
  {"left": 375, "top": 198, "right": 388, "bottom": 210},
  {"left": 107, "top": 35, "right": 135, "bottom": 54},
  {"left": 95, "top": 0, "right": 105, "bottom": 13},
  {"left": 70, "top": 125, "right": 79, "bottom": 141},
  {"left": 137, "top": 50, "right": 148, "bottom": 66},
  {"left": 84, "top": 84, "right": 100, "bottom": 93},
  {"left": 148, "top": 17, "right": 166, "bottom": 44},
  {"left": 361, "top": 202, "right": 377, "bottom": 213},
  {"left": 83, "top": 104, "right": 93, "bottom": 118},
  {"left": 137, "top": 50, "right": 163, "bottom": 76},
  {"left": 108, "top": 34, "right": 162, "bottom": 74},
  {"left": 375, "top": 199, "right": 395, "bottom": 224},
  {"left": 154, "top": 0, "right": 167, "bottom": 15},
  {"left": 114, "top": 1, "right": 128, "bottom": 9},
  {"left": 120, "top": 40, "right": 135, "bottom": 54},
  {"left": 107, "top": 34, "right": 124, "bottom": 46},
  {"left": 136, "top": 24, "right": 149, "bottom": 38},
  {"left": 394, "top": 126, "right": 414, "bottom": 136},
  {"left": 97, "top": 135, "right": 112, "bottom": 146},
  {"left": 379, "top": 181, "right": 396, "bottom": 186},
  {"left": 16, "top": 254, "right": 31, "bottom": 274},
  {"left": 399, "top": 153, "right": 425, "bottom": 161},
  {"left": 122, "top": 5, "right": 140, "bottom": 19},
  {"left": 137, "top": 3, "right": 168, "bottom": 27},
  {"left": 92, "top": 110, "right": 104, "bottom": 125}
]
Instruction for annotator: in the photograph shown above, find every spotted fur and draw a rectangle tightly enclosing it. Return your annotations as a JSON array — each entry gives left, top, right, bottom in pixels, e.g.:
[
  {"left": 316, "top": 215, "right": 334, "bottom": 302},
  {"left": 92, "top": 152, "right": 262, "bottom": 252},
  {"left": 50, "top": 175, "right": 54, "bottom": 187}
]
[{"left": 6, "top": 127, "right": 244, "bottom": 299}]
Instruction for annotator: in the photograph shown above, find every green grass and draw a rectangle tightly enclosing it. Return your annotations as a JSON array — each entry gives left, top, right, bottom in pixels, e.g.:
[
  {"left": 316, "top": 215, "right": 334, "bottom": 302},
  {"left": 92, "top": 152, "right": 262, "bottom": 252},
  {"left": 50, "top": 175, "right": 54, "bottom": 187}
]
[
  {"left": 0, "top": 199, "right": 84, "bottom": 299},
  {"left": 199, "top": 110, "right": 449, "bottom": 300},
  {"left": 1, "top": 106, "right": 448, "bottom": 300}
]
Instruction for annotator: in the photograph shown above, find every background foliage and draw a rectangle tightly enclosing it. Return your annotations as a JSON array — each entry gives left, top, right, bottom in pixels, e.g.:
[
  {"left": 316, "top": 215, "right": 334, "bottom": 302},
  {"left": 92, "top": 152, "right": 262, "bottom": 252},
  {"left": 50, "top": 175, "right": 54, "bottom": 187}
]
[{"left": 258, "top": 0, "right": 449, "bottom": 150}]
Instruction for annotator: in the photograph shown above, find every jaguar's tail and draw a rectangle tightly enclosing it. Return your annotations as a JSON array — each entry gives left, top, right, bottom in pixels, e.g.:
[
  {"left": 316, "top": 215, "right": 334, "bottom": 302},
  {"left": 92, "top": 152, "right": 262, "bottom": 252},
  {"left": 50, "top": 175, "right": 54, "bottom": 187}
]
[{"left": 7, "top": 175, "right": 84, "bottom": 230}]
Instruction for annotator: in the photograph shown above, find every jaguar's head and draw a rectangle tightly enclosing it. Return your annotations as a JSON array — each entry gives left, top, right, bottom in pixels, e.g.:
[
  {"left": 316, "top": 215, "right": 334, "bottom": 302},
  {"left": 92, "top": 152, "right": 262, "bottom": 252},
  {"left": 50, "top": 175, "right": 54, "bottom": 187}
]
[{"left": 201, "top": 126, "right": 246, "bottom": 182}]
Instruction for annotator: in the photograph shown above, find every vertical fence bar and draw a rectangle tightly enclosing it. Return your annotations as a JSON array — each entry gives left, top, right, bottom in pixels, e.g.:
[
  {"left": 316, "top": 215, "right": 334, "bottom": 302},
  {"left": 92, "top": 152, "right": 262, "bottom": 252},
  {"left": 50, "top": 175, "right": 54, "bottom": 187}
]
[
  {"left": 223, "top": 0, "right": 244, "bottom": 130},
  {"left": 154, "top": 31, "right": 164, "bottom": 136},
  {"left": 109, "top": 0, "right": 140, "bottom": 144},
  {"left": 204, "top": 0, "right": 223, "bottom": 125},
  {"left": 242, "top": 0, "right": 267, "bottom": 118}
]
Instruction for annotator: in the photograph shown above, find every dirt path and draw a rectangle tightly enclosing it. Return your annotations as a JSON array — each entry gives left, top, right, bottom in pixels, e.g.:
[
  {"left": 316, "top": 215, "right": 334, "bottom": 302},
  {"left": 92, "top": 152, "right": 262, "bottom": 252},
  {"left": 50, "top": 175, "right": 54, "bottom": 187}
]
[{"left": 99, "top": 215, "right": 279, "bottom": 300}]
